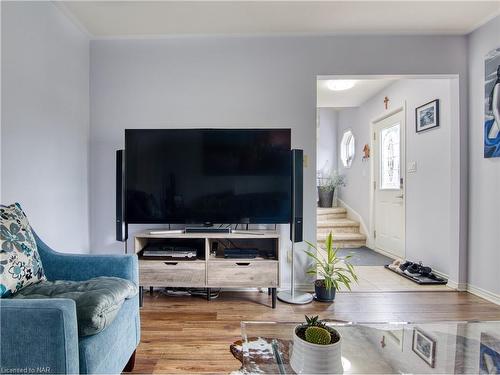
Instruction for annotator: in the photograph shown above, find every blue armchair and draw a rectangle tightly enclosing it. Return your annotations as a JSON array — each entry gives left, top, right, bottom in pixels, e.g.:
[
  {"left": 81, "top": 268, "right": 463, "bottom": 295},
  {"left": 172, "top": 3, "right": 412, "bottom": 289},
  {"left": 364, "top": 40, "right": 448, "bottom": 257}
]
[{"left": 0, "top": 233, "right": 141, "bottom": 374}]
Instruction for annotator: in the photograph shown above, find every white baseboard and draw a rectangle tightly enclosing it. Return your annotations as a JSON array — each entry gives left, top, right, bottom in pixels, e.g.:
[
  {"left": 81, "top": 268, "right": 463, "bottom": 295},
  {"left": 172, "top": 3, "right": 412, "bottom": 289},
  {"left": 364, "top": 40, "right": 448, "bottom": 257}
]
[
  {"left": 466, "top": 284, "right": 500, "bottom": 305},
  {"left": 449, "top": 281, "right": 468, "bottom": 291},
  {"left": 337, "top": 198, "right": 369, "bottom": 238}
]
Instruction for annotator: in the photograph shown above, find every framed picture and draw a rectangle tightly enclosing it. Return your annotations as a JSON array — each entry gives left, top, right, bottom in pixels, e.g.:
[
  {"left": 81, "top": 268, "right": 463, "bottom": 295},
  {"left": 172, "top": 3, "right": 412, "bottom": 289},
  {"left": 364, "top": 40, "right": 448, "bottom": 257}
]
[
  {"left": 415, "top": 99, "right": 440, "bottom": 133},
  {"left": 412, "top": 328, "right": 436, "bottom": 367},
  {"left": 484, "top": 47, "right": 500, "bottom": 158}
]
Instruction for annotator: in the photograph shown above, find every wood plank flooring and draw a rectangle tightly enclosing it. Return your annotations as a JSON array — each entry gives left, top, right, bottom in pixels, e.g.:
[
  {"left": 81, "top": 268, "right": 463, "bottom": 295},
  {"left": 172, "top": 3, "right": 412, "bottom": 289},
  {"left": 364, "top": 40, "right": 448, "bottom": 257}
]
[{"left": 133, "top": 290, "right": 500, "bottom": 374}]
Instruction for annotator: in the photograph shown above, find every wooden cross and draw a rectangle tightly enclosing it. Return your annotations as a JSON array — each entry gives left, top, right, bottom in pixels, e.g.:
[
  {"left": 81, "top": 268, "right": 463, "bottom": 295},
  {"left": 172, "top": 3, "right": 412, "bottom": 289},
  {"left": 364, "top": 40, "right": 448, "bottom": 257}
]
[{"left": 384, "top": 96, "right": 389, "bottom": 110}]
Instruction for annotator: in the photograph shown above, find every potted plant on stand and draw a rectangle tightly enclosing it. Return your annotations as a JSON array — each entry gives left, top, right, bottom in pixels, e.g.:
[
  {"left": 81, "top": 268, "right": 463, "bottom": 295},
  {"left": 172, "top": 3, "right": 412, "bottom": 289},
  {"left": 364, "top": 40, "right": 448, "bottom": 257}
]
[
  {"left": 290, "top": 315, "right": 343, "bottom": 374},
  {"left": 305, "top": 232, "right": 358, "bottom": 302},
  {"left": 317, "top": 171, "right": 346, "bottom": 208}
]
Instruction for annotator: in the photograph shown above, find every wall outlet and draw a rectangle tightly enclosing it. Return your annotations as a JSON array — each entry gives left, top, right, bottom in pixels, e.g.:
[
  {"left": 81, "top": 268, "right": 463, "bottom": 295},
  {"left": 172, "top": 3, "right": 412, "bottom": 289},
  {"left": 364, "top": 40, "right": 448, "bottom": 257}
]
[
  {"left": 303, "top": 154, "right": 309, "bottom": 168},
  {"left": 287, "top": 249, "right": 293, "bottom": 263},
  {"left": 408, "top": 161, "right": 417, "bottom": 173}
]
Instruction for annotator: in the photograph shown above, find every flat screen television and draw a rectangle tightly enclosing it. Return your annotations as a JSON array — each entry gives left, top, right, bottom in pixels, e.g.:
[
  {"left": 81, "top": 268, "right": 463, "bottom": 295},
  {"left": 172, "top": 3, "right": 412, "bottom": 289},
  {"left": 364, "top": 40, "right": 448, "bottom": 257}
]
[{"left": 125, "top": 129, "right": 291, "bottom": 224}]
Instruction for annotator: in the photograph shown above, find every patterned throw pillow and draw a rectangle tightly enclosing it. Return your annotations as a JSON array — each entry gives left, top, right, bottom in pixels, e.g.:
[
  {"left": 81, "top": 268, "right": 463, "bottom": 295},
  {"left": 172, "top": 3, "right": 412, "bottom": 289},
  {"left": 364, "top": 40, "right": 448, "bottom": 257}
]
[{"left": 0, "top": 203, "right": 46, "bottom": 297}]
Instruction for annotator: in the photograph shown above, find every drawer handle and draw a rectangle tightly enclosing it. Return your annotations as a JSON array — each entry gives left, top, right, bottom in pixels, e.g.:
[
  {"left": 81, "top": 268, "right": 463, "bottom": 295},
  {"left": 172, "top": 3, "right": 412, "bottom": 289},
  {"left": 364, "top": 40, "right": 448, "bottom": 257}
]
[
  {"left": 236, "top": 262, "right": 251, "bottom": 266},
  {"left": 164, "top": 262, "right": 178, "bottom": 266}
]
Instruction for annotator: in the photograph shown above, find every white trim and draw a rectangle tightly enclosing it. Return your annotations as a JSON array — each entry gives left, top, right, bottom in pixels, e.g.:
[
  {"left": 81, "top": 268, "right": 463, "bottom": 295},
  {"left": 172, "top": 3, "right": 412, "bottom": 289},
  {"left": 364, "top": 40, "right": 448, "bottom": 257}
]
[
  {"left": 445, "top": 279, "right": 467, "bottom": 292},
  {"left": 467, "top": 284, "right": 500, "bottom": 305}
]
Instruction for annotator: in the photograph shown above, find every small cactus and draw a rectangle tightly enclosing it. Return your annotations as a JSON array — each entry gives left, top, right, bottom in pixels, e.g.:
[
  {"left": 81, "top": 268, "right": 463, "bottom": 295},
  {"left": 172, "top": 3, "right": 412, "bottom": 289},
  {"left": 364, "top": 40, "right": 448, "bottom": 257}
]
[{"left": 305, "top": 326, "right": 332, "bottom": 345}]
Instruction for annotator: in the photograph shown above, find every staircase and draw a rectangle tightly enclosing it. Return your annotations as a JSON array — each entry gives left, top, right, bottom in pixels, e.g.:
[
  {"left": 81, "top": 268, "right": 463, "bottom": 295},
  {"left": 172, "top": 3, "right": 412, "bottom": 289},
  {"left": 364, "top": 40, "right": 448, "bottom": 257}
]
[{"left": 317, "top": 207, "right": 366, "bottom": 248}]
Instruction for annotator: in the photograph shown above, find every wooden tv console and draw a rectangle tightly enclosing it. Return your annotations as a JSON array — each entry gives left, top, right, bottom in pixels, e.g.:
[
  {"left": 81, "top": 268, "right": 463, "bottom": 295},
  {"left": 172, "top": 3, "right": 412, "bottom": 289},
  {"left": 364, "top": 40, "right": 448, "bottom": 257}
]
[{"left": 134, "top": 230, "right": 280, "bottom": 308}]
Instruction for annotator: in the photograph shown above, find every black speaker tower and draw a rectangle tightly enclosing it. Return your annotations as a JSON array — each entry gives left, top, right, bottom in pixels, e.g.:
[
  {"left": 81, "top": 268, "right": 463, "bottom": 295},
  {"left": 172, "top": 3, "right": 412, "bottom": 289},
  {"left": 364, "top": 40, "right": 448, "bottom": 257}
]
[
  {"left": 290, "top": 149, "right": 303, "bottom": 243},
  {"left": 116, "top": 150, "right": 128, "bottom": 242},
  {"left": 278, "top": 148, "right": 312, "bottom": 305}
]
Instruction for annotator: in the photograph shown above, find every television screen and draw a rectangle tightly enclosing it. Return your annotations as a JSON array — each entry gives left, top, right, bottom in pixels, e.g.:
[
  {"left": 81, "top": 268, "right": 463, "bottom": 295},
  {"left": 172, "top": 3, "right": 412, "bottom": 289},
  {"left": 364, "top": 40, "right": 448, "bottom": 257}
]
[{"left": 125, "top": 129, "right": 291, "bottom": 224}]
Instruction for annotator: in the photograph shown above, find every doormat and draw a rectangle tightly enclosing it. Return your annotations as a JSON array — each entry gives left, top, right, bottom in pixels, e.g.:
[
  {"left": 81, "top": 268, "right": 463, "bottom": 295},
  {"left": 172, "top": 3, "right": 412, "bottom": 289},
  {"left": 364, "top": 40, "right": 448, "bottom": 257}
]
[{"left": 384, "top": 265, "right": 447, "bottom": 285}]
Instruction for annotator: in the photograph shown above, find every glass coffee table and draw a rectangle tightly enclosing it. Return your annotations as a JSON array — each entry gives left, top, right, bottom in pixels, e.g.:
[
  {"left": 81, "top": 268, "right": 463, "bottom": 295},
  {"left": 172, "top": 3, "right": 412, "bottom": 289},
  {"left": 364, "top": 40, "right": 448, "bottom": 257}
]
[{"left": 238, "top": 321, "right": 500, "bottom": 374}]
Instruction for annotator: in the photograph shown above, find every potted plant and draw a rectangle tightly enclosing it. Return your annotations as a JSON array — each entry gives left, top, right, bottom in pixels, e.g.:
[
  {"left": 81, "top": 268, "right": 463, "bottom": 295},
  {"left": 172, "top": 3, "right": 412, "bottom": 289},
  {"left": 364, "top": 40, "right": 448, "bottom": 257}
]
[
  {"left": 305, "top": 232, "right": 358, "bottom": 302},
  {"left": 317, "top": 171, "right": 346, "bottom": 208},
  {"left": 290, "top": 315, "right": 343, "bottom": 374}
]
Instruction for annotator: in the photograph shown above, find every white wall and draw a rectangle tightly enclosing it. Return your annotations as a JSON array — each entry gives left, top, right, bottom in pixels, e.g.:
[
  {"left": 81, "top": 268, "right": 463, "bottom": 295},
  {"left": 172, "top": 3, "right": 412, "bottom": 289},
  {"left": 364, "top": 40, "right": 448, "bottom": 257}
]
[
  {"left": 1, "top": 2, "right": 90, "bottom": 253},
  {"left": 317, "top": 107, "right": 338, "bottom": 176},
  {"left": 337, "top": 78, "right": 457, "bottom": 275},
  {"left": 90, "top": 35, "right": 468, "bottom": 285},
  {"left": 467, "top": 16, "right": 500, "bottom": 298}
]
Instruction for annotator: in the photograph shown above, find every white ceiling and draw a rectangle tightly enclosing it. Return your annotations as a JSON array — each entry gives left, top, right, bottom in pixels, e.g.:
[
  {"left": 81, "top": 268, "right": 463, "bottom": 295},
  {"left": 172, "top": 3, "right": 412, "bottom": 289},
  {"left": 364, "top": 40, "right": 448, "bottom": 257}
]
[
  {"left": 317, "top": 78, "right": 396, "bottom": 108},
  {"left": 60, "top": 1, "right": 500, "bottom": 38}
]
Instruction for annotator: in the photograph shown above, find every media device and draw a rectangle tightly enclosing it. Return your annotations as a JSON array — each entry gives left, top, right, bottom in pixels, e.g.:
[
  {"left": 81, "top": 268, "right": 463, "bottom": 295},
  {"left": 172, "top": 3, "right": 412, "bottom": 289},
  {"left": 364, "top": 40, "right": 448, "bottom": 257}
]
[
  {"left": 185, "top": 227, "right": 231, "bottom": 234},
  {"left": 116, "top": 150, "right": 127, "bottom": 242},
  {"left": 149, "top": 229, "right": 184, "bottom": 235},
  {"left": 231, "top": 230, "right": 265, "bottom": 235},
  {"left": 125, "top": 129, "right": 291, "bottom": 225},
  {"left": 141, "top": 244, "right": 198, "bottom": 260},
  {"left": 291, "top": 149, "right": 303, "bottom": 243},
  {"left": 223, "top": 248, "right": 259, "bottom": 259}
]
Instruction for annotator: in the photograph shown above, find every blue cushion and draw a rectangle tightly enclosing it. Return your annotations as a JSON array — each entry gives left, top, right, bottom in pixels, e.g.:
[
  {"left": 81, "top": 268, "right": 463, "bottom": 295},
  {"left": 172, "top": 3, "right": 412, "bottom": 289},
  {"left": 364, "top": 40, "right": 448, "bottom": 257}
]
[
  {"left": 13, "top": 277, "right": 137, "bottom": 337},
  {"left": 78, "top": 295, "right": 140, "bottom": 374}
]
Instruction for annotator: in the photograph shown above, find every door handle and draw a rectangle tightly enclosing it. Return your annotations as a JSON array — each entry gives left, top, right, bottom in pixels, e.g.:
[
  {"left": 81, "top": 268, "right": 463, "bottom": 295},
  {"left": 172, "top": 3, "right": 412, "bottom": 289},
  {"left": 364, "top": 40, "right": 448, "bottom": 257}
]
[
  {"left": 235, "top": 262, "right": 251, "bottom": 266},
  {"left": 396, "top": 194, "right": 404, "bottom": 199},
  {"left": 164, "top": 262, "right": 178, "bottom": 266}
]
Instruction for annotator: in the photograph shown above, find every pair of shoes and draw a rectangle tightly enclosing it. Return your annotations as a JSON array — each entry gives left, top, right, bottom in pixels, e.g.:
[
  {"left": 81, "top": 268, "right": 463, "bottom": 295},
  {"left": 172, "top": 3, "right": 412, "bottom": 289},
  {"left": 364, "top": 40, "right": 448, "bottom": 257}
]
[
  {"left": 399, "top": 261, "right": 413, "bottom": 272},
  {"left": 400, "top": 261, "right": 433, "bottom": 276}
]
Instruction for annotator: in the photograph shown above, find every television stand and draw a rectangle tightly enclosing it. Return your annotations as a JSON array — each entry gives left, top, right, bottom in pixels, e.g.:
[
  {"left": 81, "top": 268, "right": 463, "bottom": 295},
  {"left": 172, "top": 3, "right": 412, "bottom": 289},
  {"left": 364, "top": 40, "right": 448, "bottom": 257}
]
[{"left": 134, "top": 230, "right": 280, "bottom": 308}]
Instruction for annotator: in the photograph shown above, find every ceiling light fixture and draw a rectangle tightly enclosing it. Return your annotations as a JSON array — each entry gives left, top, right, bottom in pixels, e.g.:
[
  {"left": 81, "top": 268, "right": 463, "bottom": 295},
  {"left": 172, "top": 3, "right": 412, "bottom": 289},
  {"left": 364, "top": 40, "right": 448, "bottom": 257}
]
[{"left": 326, "top": 80, "right": 357, "bottom": 91}]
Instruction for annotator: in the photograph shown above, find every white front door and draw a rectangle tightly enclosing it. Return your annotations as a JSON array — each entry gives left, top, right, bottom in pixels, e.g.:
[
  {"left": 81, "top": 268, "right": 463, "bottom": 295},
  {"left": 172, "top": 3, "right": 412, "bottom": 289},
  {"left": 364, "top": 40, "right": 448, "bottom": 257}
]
[{"left": 373, "top": 109, "right": 405, "bottom": 258}]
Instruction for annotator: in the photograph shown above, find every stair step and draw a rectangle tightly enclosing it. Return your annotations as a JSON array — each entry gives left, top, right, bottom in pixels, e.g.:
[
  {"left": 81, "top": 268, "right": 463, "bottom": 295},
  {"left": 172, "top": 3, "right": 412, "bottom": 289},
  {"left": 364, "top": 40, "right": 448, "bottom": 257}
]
[
  {"left": 317, "top": 233, "right": 366, "bottom": 248},
  {"left": 317, "top": 207, "right": 346, "bottom": 215},
  {"left": 317, "top": 219, "right": 359, "bottom": 228},
  {"left": 317, "top": 219, "right": 360, "bottom": 234},
  {"left": 317, "top": 232, "right": 366, "bottom": 242}
]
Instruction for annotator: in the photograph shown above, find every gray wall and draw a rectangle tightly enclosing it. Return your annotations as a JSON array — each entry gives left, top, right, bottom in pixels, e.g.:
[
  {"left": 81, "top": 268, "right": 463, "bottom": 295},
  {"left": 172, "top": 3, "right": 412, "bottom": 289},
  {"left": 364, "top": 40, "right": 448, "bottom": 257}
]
[
  {"left": 1, "top": 2, "right": 90, "bottom": 252},
  {"left": 467, "top": 16, "right": 500, "bottom": 297},
  {"left": 90, "top": 35, "right": 468, "bottom": 286},
  {"left": 337, "top": 78, "right": 457, "bottom": 275},
  {"left": 317, "top": 107, "right": 338, "bottom": 176}
]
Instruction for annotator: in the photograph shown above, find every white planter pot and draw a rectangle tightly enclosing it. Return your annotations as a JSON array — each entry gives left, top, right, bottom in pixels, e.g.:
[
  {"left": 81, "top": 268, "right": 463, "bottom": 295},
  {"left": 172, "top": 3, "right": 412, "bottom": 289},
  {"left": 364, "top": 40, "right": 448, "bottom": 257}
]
[{"left": 290, "top": 325, "right": 343, "bottom": 374}]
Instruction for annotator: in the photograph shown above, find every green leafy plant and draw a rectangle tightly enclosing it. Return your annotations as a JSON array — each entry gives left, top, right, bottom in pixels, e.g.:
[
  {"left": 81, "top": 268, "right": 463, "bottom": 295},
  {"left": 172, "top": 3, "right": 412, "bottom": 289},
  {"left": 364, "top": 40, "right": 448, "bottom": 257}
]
[
  {"left": 305, "top": 232, "right": 358, "bottom": 291},
  {"left": 317, "top": 171, "right": 346, "bottom": 193},
  {"left": 305, "top": 315, "right": 321, "bottom": 327}
]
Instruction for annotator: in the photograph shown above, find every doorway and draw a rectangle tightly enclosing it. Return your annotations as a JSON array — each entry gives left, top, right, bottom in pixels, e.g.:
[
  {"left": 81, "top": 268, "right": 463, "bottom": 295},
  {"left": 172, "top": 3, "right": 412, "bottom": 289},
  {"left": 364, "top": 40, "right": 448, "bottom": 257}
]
[
  {"left": 315, "top": 75, "right": 458, "bottom": 292},
  {"left": 371, "top": 106, "right": 406, "bottom": 259}
]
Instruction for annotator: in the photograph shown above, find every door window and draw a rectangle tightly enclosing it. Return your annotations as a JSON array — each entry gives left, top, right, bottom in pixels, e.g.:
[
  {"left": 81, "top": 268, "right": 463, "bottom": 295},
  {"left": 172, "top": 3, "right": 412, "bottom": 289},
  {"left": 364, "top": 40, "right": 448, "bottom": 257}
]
[{"left": 380, "top": 123, "right": 400, "bottom": 190}]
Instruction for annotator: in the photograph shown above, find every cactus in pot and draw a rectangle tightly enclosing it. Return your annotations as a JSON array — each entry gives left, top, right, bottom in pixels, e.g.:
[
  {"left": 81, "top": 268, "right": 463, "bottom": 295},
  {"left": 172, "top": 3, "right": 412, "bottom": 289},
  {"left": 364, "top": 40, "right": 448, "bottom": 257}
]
[
  {"left": 291, "top": 315, "right": 343, "bottom": 374},
  {"left": 305, "top": 326, "right": 332, "bottom": 345}
]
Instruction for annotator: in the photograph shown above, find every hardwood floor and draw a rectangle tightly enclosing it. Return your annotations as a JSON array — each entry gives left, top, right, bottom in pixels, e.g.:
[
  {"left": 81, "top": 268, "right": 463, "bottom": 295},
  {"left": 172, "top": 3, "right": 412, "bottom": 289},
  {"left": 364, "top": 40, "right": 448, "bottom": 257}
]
[{"left": 133, "top": 290, "right": 500, "bottom": 374}]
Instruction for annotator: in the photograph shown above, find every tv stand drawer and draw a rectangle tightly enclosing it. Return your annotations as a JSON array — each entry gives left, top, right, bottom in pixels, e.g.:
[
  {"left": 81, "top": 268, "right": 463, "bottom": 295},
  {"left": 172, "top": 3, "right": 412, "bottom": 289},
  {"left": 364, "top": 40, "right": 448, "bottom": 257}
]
[
  {"left": 139, "top": 261, "right": 205, "bottom": 287},
  {"left": 207, "top": 261, "right": 278, "bottom": 287}
]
